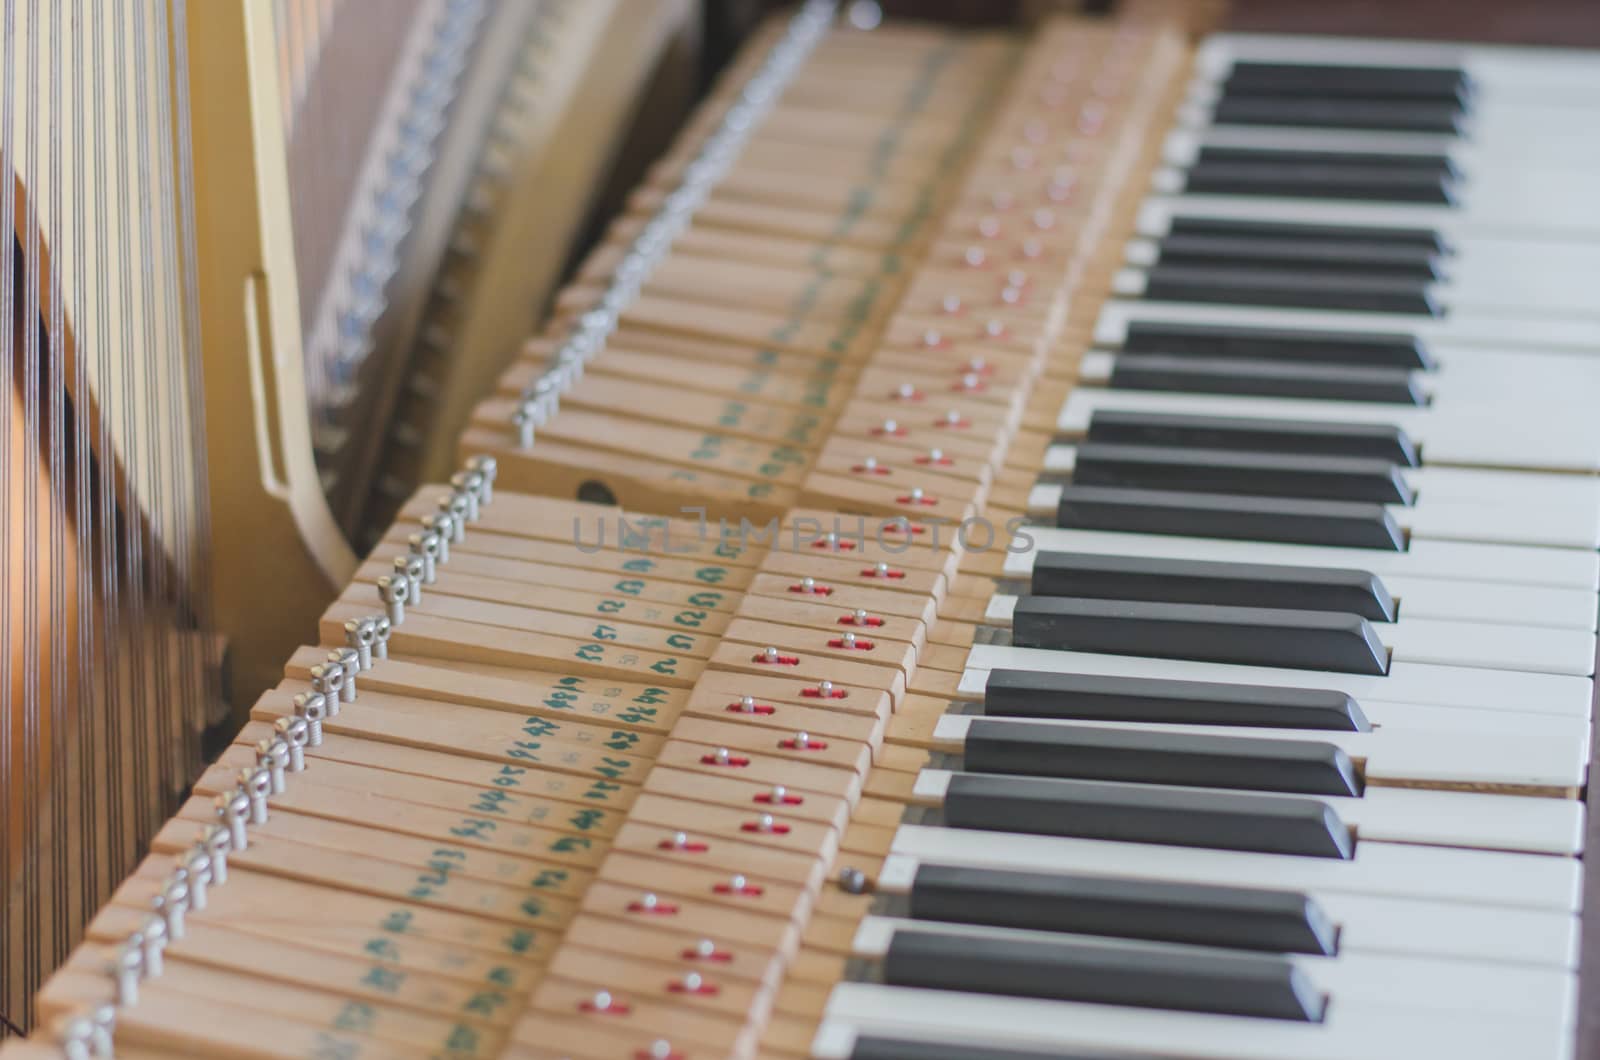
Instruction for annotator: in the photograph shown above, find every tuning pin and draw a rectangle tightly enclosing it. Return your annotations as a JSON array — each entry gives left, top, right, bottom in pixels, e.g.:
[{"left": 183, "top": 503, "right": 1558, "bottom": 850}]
[
  {"left": 255, "top": 736, "right": 289, "bottom": 794},
  {"left": 293, "top": 691, "right": 328, "bottom": 746},
  {"left": 273, "top": 715, "right": 309, "bottom": 772},
  {"left": 238, "top": 767, "right": 273, "bottom": 825},
  {"left": 409, "top": 530, "right": 441, "bottom": 583},
  {"left": 343, "top": 616, "right": 376, "bottom": 670}
]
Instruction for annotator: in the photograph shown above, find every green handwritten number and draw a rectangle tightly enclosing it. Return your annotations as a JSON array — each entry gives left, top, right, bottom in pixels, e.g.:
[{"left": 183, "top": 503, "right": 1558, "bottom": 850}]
[
  {"left": 665, "top": 633, "right": 694, "bottom": 651},
  {"left": 506, "top": 741, "right": 541, "bottom": 762},
  {"left": 584, "top": 780, "right": 622, "bottom": 801},
  {"left": 621, "top": 558, "right": 655, "bottom": 573},
  {"left": 687, "top": 591, "right": 722, "bottom": 608},
  {"left": 604, "top": 731, "right": 639, "bottom": 751},
  {"left": 597, "top": 598, "right": 624, "bottom": 614},
  {"left": 523, "top": 717, "right": 557, "bottom": 737},
  {"left": 649, "top": 658, "right": 678, "bottom": 675},
  {"left": 694, "top": 567, "right": 726, "bottom": 585},
  {"left": 613, "top": 579, "right": 644, "bottom": 595},
  {"left": 633, "top": 687, "right": 669, "bottom": 705},
  {"left": 594, "top": 756, "right": 631, "bottom": 780},
  {"left": 575, "top": 643, "right": 604, "bottom": 662},
  {"left": 672, "top": 609, "right": 706, "bottom": 628}
]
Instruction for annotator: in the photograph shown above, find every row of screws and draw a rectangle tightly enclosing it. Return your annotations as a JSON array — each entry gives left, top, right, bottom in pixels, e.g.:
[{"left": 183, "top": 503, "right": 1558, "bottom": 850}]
[{"left": 54, "top": 458, "right": 498, "bottom": 1058}]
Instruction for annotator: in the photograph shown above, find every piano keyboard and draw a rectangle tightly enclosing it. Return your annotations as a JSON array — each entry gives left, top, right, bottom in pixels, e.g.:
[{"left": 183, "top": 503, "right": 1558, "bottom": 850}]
[{"left": 11, "top": 6, "right": 1596, "bottom": 1060}]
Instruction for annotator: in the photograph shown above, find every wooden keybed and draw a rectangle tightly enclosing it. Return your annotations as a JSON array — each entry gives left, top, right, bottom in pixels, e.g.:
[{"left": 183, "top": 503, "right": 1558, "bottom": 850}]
[{"left": 7, "top": 2, "right": 1462, "bottom": 1057}]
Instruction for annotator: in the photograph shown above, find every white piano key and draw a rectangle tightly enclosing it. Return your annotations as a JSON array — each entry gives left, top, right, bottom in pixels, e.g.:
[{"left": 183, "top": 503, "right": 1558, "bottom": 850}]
[
  {"left": 1018, "top": 506, "right": 1599, "bottom": 602},
  {"left": 874, "top": 854, "right": 1581, "bottom": 969},
  {"left": 928, "top": 714, "right": 1587, "bottom": 797},
  {"left": 851, "top": 917, "right": 1577, "bottom": 1028},
  {"left": 987, "top": 590, "right": 1595, "bottom": 675},
  {"left": 962, "top": 643, "right": 1594, "bottom": 718},
  {"left": 819, "top": 982, "right": 1571, "bottom": 1060},
  {"left": 888, "top": 823, "right": 1581, "bottom": 910}
]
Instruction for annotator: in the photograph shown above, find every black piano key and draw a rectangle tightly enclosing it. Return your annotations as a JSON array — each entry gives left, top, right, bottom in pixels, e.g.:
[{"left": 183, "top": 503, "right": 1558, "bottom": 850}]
[
  {"left": 943, "top": 772, "right": 1355, "bottom": 859},
  {"left": 1122, "top": 319, "right": 1432, "bottom": 370},
  {"left": 1213, "top": 96, "right": 1464, "bottom": 135},
  {"left": 963, "top": 719, "right": 1363, "bottom": 797},
  {"left": 1071, "top": 442, "right": 1415, "bottom": 505},
  {"left": 983, "top": 669, "right": 1371, "bottom": 732},
  {"left": 1166, "top": 216, "right": 1449, "bottom": 255},
  {"left": 1181, "top": 160, "right": 1456, "bottom": 205},
  {"left": 882, "top": 929, "right": 1327, "bottom": 1022},
  {"left": 1111, "top": 354, "right": 1426, "bottom": 405},
  {"left": 851, "top": 1037, "right": 1122, "bottom": 1060},
  {"left": 1085, "top": 410, "right": 1420, "bottom": 467},
  {"left": 1141, "top": 263, "right": 1440, "bottom": 316},
  {"left": 1056, "top": 485, "right": 1407, "bottom": 551},
  {"left": 1195, "top": 145, "right": 1458, "bottom": 179},
  {"left": 1009, "top": 596, "right": 1391, "bottom": 676},
  {"left": 1156, "top": 231, "right": 1444, "bottom": 279},
  {"left": 1030, "top": 552, "right": 1397, "bottom": 621},
  {"left": 1224, "top": 60, "right": 1471, "bottom": 104},
  {"left": 909, "top": 862, "right": 1341, "bottom": 955}
]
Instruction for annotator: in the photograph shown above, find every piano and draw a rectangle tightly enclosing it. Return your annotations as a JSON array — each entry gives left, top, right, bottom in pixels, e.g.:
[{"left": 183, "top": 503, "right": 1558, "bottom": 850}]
[{"left": 2, "top": 1, "right": 1597, "bottom": 1058}]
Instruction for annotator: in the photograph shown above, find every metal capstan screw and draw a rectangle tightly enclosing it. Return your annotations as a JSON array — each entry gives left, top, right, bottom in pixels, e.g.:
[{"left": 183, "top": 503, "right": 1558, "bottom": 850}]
[
  {"left": 255, "top": 736, "right": 290, "bottom": 794},
  {"left": 396, "top": 553, "right": 426, "bottom": 607},
  {"left": 273, "top": 715, "right": 309, "bottom": 771},
  {"left": 238, "top": 767, "right": 273, "bottom": 825},
  {"left": 139, "top": 913, "right": 168, "bottom": 977},
  {"left": 203, "top": 825, "right": 232, "bottom": 885},
  {"left": 437, "top": 494, "right": 468, "bottom": 543},
  {"left": 108, "top": 939, "right": 143, "bottom": 1007},
  {"left": 344, "top": 615, "right": 377, "bottom": 670},
  {"left": 328, "top": 649, "right": 361, "bottom": 703},
  {"left": 378, "top": 574, "right": 409, "bottom": 626},
  {"left": 214, "top": 785, "right": 252, "bottom": 852},
  {"left": 155, "top": 872, "right": 190, "bottom": 940},
  {"left": 373, "top": 614, "right": 392, "bottom": 660},
  {"left": 308, "top": 661, "right": 343, "bottom": 714},
  {"left": 409, "top": 530, "right": 440, "bottom": 583},
  {"left": 467, "top": 455, "right": 496, "bottom": 504},
  {"left": 182, "top": 845, "right": 214, "bottom": 911},
  {"left": 293, "top": 691, "right": 328, "bottom": 745},
  {"left": 451, "top": 469, "right": 484, "bottom": 521},
  {"left": 421, "top": 513, "right": 453, "bottom": 562}
]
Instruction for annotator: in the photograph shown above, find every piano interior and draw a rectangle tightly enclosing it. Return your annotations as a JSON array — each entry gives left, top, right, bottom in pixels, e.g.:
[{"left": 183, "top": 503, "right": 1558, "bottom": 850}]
[{"left": 1, "top": 1, "right": 1597, "bottom": 1057}]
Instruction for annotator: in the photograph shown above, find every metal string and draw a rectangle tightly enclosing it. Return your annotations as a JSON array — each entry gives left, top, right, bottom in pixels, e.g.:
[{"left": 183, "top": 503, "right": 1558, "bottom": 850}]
[{"left": 0, "top": 0, "right": 18, "bottom": 1034}]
